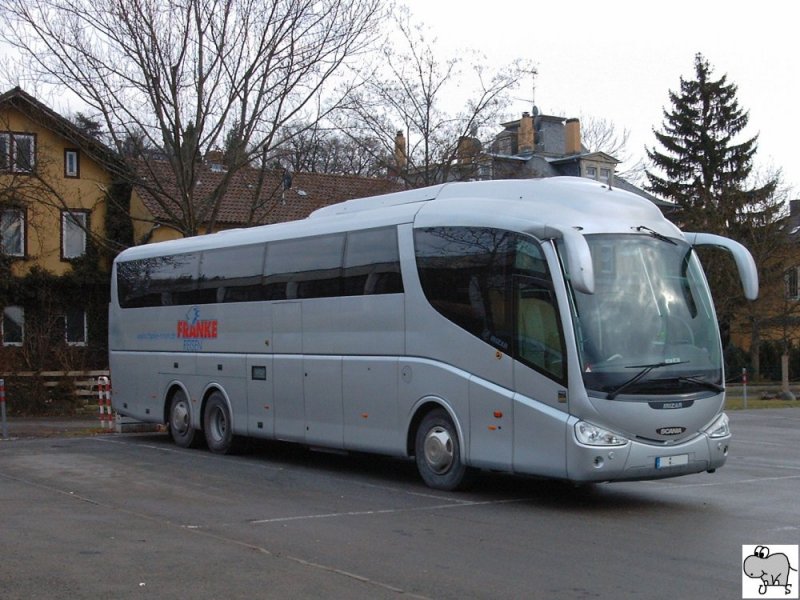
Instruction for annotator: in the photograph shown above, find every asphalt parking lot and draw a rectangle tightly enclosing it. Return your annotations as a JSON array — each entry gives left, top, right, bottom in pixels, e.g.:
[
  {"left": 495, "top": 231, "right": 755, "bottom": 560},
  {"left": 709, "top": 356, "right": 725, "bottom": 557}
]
[{"left": 1, "top": 409, "right": 798, "bottom": 599}]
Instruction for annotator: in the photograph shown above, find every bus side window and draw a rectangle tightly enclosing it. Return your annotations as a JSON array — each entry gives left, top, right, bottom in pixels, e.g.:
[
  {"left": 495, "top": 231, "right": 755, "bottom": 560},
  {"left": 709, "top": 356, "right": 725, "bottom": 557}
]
[
  {"left": 264, "top": 234, "right": 345, "bottom": 300},
  {"left": 516, "top": 281, "right": 565, "bottom": 381},
  {"left": 117, "top": 253, "right": 201, "bottom": 308},
  {"left": 199, "top": 244, "right": 266, "bottom": 303},
  {"left": 343, "top": 227, "right": 403, "bottom": 296},
  {"left": 415, "top": 227, "right": 514, "bottom": 352}
]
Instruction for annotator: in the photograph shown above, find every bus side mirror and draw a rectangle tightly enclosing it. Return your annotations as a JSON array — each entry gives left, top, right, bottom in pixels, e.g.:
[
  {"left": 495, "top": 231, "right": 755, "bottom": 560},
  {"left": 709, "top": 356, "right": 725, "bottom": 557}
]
[
  {"left": 685, "top": 232, "right": 759, "bottom": 301},
  {"left": 560, "top": 227, "right": 595, "bottom": 295}
]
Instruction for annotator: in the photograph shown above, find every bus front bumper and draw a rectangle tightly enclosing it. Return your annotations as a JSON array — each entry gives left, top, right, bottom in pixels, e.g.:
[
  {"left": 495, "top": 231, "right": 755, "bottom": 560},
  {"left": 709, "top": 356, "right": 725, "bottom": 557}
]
[{"left": 565, "top": 425, "right": 731, "bottom": 483}]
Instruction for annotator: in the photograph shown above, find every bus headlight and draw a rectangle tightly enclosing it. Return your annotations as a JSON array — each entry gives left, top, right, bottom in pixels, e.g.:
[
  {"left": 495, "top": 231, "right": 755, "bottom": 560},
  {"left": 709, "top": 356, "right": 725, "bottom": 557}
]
[
  {"left": 703, "top": 413, "right": 730, "bottom": 439},
  {"left": 574, "top": 421, "right": 628, "bottom": 446}
]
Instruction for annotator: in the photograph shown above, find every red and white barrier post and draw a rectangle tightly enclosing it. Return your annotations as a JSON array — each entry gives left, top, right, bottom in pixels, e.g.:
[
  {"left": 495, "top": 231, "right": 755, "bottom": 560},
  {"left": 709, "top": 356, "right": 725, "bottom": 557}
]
[
  {"left": 98, "top": 376, "right": 113, "bottom": 430},
  {"left": 742, "top": 367, "right": 748, "bottom": 409},
  {"left": 1, "top": 378, "right": 7, "bottom": 439}
]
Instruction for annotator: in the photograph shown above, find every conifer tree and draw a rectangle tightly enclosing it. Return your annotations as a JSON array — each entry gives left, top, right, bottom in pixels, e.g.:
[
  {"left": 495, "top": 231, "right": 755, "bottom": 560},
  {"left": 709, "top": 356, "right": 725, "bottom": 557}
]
[
  {"left": 646, "top": 53, "right": 775, "bottom": 234},
  {"left": 647, "top": 54, "right": 785, "bottom": 373}
]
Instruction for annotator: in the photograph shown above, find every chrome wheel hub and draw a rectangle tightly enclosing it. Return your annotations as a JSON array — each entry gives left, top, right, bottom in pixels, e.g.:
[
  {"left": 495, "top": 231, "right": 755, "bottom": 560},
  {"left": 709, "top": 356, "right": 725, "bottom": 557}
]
[
  {"left": 172, "top": 401, "right": 190, "bottom": 434},
  {"left": 424, "top": 426, "right": 454, "bottom": 474}
]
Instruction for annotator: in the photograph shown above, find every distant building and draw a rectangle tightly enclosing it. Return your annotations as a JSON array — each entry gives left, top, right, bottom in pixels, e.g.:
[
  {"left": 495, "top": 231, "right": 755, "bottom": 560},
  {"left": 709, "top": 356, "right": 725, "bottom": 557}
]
[
  {"left": 0, "top": 87, "right": 124, "bottom": 370},
  {"left": 396, "top": 108, "right": 671, "bottom": 211}
]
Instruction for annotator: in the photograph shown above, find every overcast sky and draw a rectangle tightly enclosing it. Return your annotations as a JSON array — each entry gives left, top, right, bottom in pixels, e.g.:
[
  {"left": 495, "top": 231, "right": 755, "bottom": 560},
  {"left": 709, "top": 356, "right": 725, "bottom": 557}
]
[{"left": 402, "top": 0, "right": 799, "bottom": 195}]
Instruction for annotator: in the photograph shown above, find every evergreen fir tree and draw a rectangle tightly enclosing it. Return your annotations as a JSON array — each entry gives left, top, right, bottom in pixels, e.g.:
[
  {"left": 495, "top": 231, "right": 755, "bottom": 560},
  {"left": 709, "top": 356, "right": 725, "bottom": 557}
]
[
  {"left": 647, "top": 53, "right": 782, "bottom": 358},
  {"left": 646, "top": 53, "right": 775, "bottom": 234}
]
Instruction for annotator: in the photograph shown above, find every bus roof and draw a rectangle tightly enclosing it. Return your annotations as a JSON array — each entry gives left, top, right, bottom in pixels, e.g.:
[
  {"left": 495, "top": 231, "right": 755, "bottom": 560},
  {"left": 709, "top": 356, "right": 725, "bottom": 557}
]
[
  {"left": 115, "top": 177, "right": 679, "bottom": 262},
  {"left": 312, "top": 177, "right": 671, "bottom": 231}
]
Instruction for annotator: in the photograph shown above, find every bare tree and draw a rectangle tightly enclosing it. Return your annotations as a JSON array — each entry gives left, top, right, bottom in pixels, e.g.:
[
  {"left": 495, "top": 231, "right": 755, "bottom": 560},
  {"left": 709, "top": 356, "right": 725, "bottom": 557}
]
[
  {"left": 339, "top": 9, "right": 533, "bottom": 188},
  {"left": 580, "top": 115, "right": 645, "bottom": 184},
  {"left": 268, "top": 122, "right": 384, "bottom": 177},
  {"left": 0, "top": 0, "right": 384, "bottom": 236}
]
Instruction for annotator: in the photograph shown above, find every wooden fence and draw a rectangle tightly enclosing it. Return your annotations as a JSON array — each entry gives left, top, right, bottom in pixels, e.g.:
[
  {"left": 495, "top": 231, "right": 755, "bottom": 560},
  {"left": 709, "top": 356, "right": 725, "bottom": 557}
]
[{"left": 0, "top": 370, "right": 110, "bottom": 401}]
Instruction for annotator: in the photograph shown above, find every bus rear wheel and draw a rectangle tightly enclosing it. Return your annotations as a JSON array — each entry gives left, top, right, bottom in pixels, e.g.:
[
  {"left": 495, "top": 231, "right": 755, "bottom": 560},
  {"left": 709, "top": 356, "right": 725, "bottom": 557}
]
[
  {"left": 415, "top": 408, "right": 470, "bottom": 491},
  {"left": 169, "top": 390, "right": 200, "bottom": 448},
  {"left": 203, "top": 392, "right": 237, "bottom": 454}
]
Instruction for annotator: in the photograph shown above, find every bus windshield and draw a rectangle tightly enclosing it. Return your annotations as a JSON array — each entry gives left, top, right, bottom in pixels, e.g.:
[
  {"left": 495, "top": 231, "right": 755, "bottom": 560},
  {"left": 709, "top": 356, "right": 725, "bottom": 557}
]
[{"left": 566, "top": 234, "right": 722, "bottom": 397}]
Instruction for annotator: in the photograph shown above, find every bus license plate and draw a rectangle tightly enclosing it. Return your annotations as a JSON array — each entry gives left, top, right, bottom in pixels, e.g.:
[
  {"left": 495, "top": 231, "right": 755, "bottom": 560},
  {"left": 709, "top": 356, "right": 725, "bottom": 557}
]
[{"left": 655, "top": 454, "right": 689, "bottom": 469}]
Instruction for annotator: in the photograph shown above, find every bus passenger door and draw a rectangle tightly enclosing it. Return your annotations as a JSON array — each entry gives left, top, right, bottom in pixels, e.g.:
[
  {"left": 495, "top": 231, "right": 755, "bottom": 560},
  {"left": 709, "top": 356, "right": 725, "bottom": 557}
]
[
  {"left": 246, "top": 355, "right": 274, "bottom": 438},
  {"left": 272, "top": 302, "right": 305, "bottom": 442},
  {"left": 512, "top": 276, "right": 570, "bottom": 479}
]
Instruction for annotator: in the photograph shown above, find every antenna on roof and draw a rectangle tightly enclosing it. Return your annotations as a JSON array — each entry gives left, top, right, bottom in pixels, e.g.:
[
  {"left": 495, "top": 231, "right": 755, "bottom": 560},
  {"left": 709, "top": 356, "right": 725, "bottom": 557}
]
[{"left": 512, "top": 64, "right": 539, "bottom": 117}]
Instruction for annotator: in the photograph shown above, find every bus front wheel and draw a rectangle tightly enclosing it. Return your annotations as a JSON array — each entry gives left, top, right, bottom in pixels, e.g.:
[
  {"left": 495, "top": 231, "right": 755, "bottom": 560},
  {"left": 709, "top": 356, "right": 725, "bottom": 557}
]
[
  {"left": 415, "top": 408, "right": 469, "bottom": 491},
  {"left": 169, "top": 390, "right": 200, "bottom": 448}
]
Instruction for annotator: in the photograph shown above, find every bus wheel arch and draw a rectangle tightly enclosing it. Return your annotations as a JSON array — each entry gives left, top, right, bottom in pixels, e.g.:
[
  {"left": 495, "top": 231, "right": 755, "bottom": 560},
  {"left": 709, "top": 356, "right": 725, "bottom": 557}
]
[
  {"left": 409, "top": 402, "right": 471, "bottom": 491},
  {"left": 201, "top": 387, "right": 238, "bottom": 454},
  {"left": 166, "top": 385, "right": 201, "bottom": 449}
]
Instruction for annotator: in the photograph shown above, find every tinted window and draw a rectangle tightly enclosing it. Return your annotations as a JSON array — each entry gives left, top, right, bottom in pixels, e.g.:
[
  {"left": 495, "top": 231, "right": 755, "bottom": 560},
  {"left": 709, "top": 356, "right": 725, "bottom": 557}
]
[
  {"left": 516, "top": 279, "right": 565, "bottom": 381},
  {"left": 199, "top": 244, "right": 266, "bottom": 303},
  {"left": 415, "top": 227, "right": 516, "bottom": 351},
  {"left": 117, "top": 253, "right": 200, "bottom": 308},
  {"left": 264, "top": 234, "right": 345, "bottom": 300},
  {"left": 343, "top": 227, "right": 403, "bottom": 295},
  {"left": 118, "top": 228, "right": 404, "bottom": 309},
  {"left": 415, "top": 226, "right": 565, "bottom": 381}
]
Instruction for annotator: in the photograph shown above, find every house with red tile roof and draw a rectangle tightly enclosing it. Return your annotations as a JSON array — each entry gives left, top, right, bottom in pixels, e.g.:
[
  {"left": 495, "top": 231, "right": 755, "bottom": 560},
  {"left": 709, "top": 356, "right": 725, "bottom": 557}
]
[{"left": 131, "top": 157, "right": 404, "bottom": 244}]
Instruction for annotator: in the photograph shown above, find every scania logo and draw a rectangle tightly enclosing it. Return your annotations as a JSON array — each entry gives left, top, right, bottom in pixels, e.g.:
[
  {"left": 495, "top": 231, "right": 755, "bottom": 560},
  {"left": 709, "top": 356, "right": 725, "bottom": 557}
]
[{"left": 657, "top": 427, "right": 686, "bottom": 436}]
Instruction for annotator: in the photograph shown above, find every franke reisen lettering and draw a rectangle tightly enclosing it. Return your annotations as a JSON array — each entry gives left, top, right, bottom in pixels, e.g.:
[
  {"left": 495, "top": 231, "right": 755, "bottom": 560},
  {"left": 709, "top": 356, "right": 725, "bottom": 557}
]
[{"left": 177, "top": 319, "right": 218, "bottom": 339}]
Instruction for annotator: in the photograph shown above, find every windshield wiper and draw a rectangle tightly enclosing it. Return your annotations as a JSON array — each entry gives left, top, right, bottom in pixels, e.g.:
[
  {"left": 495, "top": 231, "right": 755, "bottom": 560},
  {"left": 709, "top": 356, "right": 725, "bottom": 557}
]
[
  {"left": 676, "top": 375, "right": 724, "bottom": 393},
  {"left": 637, "top": 226, "right": 677, "bottom": 245},
  {"left": 606, "top": 360, "right": 689, "bottom": 400}
]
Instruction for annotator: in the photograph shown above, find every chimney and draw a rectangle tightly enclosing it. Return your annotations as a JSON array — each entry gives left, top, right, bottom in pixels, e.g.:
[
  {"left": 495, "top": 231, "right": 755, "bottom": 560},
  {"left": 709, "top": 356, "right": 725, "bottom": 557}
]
[
  {"left": 394, "top": 130, "right": 407, "bottom": 172},
  {"left": 204, "top": 149, "right": 226, "bottom": 172},
  {"left": 456, "top": 136, "right": 481, "bottom": 164},
  {"left": 565, "top": 118, "right": 581, "bottom": 155},
  {"left": 517, "top": 112, "right": 534, "bottom": 154}
]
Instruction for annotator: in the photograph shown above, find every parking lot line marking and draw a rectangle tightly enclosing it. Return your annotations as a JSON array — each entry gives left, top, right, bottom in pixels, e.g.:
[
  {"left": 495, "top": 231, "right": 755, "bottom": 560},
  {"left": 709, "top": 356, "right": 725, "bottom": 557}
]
[
  {"left": 728, "top": 459, "right": 800, "bottom": 471},
  {"left": 645, "top": 473, "right": 800, "bottom": 490},
  {"left": 249, "top": 497, "right": 530, "bottom": 524},
  {"left": 731, "top": 437, "right": 800, "bottom": 449}
]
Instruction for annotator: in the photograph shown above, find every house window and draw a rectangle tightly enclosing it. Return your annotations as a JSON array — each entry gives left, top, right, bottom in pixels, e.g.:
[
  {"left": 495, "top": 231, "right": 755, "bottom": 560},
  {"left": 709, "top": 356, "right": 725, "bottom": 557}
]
[
  {"left": 0, "top": 132, "right": 36, "bottom": 173},
  {"left": 785, "top": 267, "right": 800, "bottom": 300},
  {"left": 2, "top": 306, "right": 24, "bottom": 346},
  {"left": 600, "top": 168, "right": 611, "bottom": 180},
  {"left": 585, "top": 166, "right": 597, "bottom": 179},
  {"left": 1, "top": 208, "right": 25, "bottom": 257},
  {"left": 0, "top": 134, "right": 7, "bottom": 170},
  {"left": 65, "top": 149, "right": 80, "bottom": 178},
  {"left": 62, "top": 211, "right": 88, "bottom": 259},
  {"left": 64, "top": 308, "right": 87, "bottom": 346}
]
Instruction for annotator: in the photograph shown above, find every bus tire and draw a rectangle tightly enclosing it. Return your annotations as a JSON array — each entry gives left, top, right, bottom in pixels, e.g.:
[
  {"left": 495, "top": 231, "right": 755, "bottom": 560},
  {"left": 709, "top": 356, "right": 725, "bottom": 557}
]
[
  {"left": 203, "top": 392, "right": 236, "bottom": 454},
  {"left": 169, "top": 389, "right": 200, "bottom": 448},
  {"left": 415, "top": 408, "right": 470, "bottom": 491}
]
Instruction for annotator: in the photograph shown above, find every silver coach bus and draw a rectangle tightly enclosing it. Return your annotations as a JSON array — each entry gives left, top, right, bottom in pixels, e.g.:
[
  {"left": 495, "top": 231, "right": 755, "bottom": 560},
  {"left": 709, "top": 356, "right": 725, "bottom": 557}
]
[{"left": 109, "top": 177, "right": 758, "bottom": 490}]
